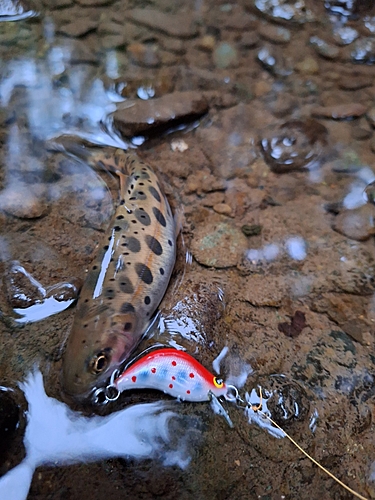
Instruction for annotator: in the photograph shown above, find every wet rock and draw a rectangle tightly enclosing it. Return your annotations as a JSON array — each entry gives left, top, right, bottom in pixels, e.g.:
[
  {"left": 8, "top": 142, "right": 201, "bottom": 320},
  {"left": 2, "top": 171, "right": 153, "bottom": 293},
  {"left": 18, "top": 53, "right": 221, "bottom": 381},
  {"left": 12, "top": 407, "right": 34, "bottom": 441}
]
[
  {"left": 161, "top": 37, "right": 185, "bottom": 55},
  {"left": 43, "top": 0, "right": 73, "bottom": 8},
  {"left": 239, "top": 31, "right": 259, "bottom": 48},
  {"left": 258, "top": 23, "right": 291, "bottom": 44},
  {"left": 191, "top": 219, "right": 248, "bottom": 268},
  {"left": 366, "top": 107, "right": 375, "bottom": 128},
  {"left": 242, "top": 275, "right": 284, "bottom": 307},
  {"left": 311, "top": 102, "right": 367, "bottom": 120},
  {"left": 213, "top": 42, "right": 238, "bottom": 69},
  {"left": 127, "top": 8, "right": 198, "bottom": 39},
  {"left": 292, "top": 330, "right": 358, "bottom": 391},
  {"left": 259, "top": 119, "right": 328, "bottom": 173},
  {"left": 351, "top": 124, "right": 372, "bottom": 141},
  {"left": 58, "top": 19, "right": 98, "bottom": 38},
  {"left": 76, "top": 0, "right": 112, "bottom": 4},
  {"left": 270, "top": 93, "right": 297, "bottom": 117},
  {"left": 331, "top": 204, "right": 375, "bottom": 241},
  {"left": 0, "top": 389, "right": 20, "bottom": 453},
  {"left": 0, "top": 0, "right": 37, "bottom": 20},
  {"left": 0, "top": 183, "right": 49, "bottom": 219},
  {"left": 251, "top": 0, "right": 314, "bottom": 24},
  {"left": 310, "top": 36, "right": 340, "bottom": 59},
  {"left": 223, "top": 9, "right": 255, "bottom": 30},
  {"left": 69, "top": 40, "right": 98, "bottom": 64},
  {"left": 101, "top": 34, "right": 126, "bottom": 50},
  {"left": 294, "top": 56, "right": 319, "bottom": 75},
  {"left": 338, "top": 73, "right": 373, "bottom": 90},
  {"left": 113, "top": 91, "right": 208, "bottom": 138},
  {"left": 351, "top": 37, "right": 375, "bottom": 64},
  {"left": 127, "top": 43, "right": 160, "bottom": 68},
  {"left": 333, "top": 27, "right": 359, "bottom": 46},
  {"left": 197, "top": 35, "right": 216, "bottom": 52},
  {"left": 212, "top": 203, "right": 232, "bottom": 216},
  {"left": 257, "top": 44, "right": 292, "bottom": 76}
]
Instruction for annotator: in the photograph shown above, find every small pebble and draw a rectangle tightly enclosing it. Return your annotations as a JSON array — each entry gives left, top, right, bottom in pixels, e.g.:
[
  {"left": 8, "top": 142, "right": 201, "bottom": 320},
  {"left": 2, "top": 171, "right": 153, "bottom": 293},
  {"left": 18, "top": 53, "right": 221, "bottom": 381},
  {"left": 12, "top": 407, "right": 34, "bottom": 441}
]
[
  {"left": 213, "top": 42, "right": 238, "bottom": 69},
  {"left": 241, "top": 224, "right": 262, "bottom": 237},
  {"left": 310, "top": 36, "right": 340, "bottom": 59},
  {"left": 332, "top": 204, "right": 375, "bottom": 241},
  {"left": 213, "top": 203, "right": 232, "bottom": 216},
  {"left": 170, "top": 139, "right": 188, "bottom": 152},
  {"left": 311, "top": 103, "right": 367, "bottom": 120},
  {"left": 294, "top": 57, "right": 319, "bottom": 75}
]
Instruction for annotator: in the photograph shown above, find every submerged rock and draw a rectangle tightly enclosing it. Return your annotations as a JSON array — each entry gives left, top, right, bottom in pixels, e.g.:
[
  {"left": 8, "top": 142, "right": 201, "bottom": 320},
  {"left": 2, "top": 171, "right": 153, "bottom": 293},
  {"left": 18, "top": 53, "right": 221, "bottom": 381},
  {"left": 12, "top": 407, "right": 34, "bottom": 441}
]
[
  {"left": 351, "top": 37, "right": 375, "bottom": 64},
  {"left": 259, "top": 119, "right": 328, "bottom": 173},
  {"left": 191, "top": 219, "right": 248, "bottom": 268},
  {"left": 113, "top": 91, "right": 208, "bottom": 138},
  {"left": 311, "top": 103, "right": 367, "bottom": 120},
  {"left": 126, "top": 8, "right": 198, "bottom": 38},
  {"left": 331, "top": 204, "right": 375, "bottom": 241},
  {"left": 213, "top": 42, "right": 238, "bottom": 69}
]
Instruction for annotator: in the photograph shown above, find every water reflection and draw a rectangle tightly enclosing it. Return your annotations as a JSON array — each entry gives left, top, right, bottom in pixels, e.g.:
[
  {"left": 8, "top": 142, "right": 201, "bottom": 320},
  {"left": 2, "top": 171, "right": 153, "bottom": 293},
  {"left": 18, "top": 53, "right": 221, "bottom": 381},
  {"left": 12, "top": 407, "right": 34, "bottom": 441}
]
[{"left": 0, "top": 369, "right": 188, "bottom": 500}]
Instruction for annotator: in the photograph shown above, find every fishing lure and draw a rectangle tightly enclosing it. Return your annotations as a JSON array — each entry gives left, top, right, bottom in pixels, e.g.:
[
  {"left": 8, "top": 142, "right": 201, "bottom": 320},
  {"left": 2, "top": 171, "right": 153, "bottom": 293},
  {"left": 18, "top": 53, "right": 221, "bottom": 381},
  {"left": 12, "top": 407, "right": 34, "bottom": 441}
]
[{"left": 101, "top": 348, "right": 229, "bottom": 403}]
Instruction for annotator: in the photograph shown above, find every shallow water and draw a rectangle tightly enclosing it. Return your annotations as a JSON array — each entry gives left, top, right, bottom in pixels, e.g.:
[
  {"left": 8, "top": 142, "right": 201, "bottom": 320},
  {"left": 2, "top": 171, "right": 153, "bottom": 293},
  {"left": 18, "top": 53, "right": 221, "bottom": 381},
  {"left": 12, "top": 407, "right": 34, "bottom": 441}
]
[{"left": 1, "top": 0, "right": 375, "bottom": 498}]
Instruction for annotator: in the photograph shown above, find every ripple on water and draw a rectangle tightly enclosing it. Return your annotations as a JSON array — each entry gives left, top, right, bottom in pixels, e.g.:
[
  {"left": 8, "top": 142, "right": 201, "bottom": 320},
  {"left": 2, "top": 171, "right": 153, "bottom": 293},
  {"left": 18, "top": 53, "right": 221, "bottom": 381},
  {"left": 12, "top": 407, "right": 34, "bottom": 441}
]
[{"left": 259, "top": 118, "right": 328, "bottom": 173}]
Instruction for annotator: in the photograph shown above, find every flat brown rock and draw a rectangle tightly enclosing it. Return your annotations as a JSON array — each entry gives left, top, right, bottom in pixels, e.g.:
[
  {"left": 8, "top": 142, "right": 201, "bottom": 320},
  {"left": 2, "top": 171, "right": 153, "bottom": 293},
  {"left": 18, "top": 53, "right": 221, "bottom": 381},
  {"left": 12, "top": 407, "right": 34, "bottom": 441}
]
[
  {"left": 113, "top": 91, "right": 208, "bottom": 137},
  {"left": 126, "top": 8, "right": 198, "bottom": 38},
  {"left": 311, "top": 103, "right": 367, "bottom": 119},
  {"left": 58, "top": 19, "right": 98, "bottom": 38}
]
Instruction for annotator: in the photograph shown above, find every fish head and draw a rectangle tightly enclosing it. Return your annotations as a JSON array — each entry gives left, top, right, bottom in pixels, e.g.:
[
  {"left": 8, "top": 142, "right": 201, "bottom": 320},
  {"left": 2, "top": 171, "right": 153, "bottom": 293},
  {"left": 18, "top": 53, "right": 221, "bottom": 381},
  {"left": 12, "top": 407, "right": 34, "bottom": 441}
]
[{"left": 62, "top": 311, "right": 141, "bottom": 399}]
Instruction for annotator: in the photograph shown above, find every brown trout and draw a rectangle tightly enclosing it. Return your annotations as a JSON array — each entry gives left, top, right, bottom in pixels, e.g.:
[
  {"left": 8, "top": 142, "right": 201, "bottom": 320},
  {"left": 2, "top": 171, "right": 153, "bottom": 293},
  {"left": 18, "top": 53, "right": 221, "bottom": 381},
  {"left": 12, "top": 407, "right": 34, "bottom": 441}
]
[{"left": 62, "top": 148, "right": 177, "bottom": 398}]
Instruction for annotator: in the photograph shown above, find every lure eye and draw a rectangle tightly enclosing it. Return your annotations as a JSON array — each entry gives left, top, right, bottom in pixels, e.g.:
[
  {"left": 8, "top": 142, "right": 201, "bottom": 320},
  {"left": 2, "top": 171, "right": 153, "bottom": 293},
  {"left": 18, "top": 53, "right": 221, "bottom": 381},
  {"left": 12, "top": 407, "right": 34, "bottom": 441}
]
[
  {"left": 89, "top": 351, "right": 109, "bottom": 375},
  {"left": 213, "top": 377, "right": 224, "bottom": 389}
]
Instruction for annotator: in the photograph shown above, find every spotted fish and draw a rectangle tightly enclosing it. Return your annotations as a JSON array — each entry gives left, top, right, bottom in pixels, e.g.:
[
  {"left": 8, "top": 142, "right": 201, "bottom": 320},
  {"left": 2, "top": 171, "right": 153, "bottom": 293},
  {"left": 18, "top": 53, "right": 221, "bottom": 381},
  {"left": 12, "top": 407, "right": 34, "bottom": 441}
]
[{"left": 62, "top": 148, "right": 177, "bottom": 398}]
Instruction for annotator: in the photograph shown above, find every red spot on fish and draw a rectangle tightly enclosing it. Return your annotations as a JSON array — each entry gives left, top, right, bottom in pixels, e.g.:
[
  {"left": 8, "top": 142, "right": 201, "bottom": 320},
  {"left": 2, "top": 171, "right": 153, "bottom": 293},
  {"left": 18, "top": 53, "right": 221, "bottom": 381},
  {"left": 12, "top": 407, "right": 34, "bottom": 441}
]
[
  {"left": 151, "top": 367, "right": 156, "bottom": 373},
  {"left": 169, "top": 383, "right": 173, "bottom": 389},
  {"left": 186, "top": 390, "right": 191, "bottom": 394},
  {"left": 172, "top": 360, "right": 177, "bottom": 366},
  {"left": 172, "top": 376, "right": 176, "bottom": 380},
  {"left": 189, "top": 372, "right": 194, "bottom": 378},
  {"left": 132, "top": 376, "right": 137, "bottom": 383}
]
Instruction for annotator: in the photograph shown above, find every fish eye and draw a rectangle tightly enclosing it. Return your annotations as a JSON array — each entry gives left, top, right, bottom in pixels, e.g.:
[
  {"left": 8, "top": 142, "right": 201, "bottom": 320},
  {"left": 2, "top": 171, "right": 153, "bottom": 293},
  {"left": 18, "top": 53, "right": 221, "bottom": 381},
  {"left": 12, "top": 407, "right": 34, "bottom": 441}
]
[
  {"left": 213, "top": 377, "right": 224, "bottom": 389},
  {"left": 89, "top": 351, "right": 109, "bottom": 375}
]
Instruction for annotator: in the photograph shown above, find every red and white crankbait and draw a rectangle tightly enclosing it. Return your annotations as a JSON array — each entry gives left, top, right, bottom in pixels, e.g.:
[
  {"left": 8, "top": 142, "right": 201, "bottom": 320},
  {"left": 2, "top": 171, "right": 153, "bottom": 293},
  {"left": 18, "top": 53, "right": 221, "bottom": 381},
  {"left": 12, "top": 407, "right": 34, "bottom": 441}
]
[{"left": 103, "top": 348, "right": 228, "bottom": 403}]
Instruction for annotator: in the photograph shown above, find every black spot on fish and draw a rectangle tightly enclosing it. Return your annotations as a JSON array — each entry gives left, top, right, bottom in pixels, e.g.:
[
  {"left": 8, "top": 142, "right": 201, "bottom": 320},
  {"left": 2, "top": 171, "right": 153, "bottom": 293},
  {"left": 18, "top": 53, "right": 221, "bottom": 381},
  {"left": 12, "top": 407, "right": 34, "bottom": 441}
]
[
  {"left": 136, "top": 191, "right": 147, "bottom": 200},
  {"left": 135, "top": 263, "right": 153, "bottom": 285},
  {"left": 103, "top": 245, "right": 109, "bottom": 251},
  {"left": 105, "top": 288, "right": 115, "bottom": 299},
  {"left": 114, "top": 226, "right": 121, "bottom": 232},
  {"left": 149, "top": 186, "right": 161, "bottom": 202},
  {"left": 145, "top": 235, "right": 163, "bottom": 256},
  {"left": 92, "top": 265, "right": 98, "bottom": 270},
  {"left": 168, "top": 239, "right": 173, "bottom": 246},
  {"left": 160, "top": 267, "right": 165, "bottom": 275},
  {"left": 120, "top": 302, "right": 135, "bottom": 313},
  {"left": 119, "top": 279, "right": 134, "bottom": 294},
  {"left": 124, "top": 322, "right": 133, "bottom": 331},
  {"left": 120, "top": 200, "right": 125, "bottom": 205},
  {"left": 144, "top": 296, "right": 151, "bottom": 305},
  {"left": 152, "top": 207, "right": 166, "bottom": 227},
  {"left": 127, "top": 236, "right": 141, "bottom": 253},
  {"left": 135, "top": 208, "right": 151, "bottom": 226}
]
